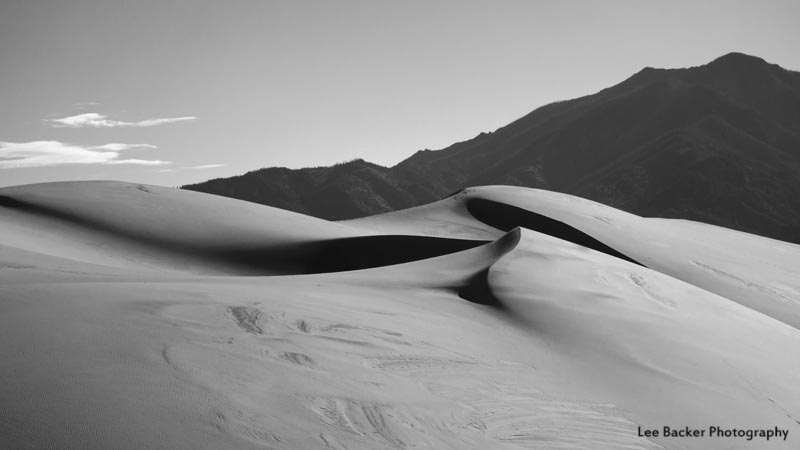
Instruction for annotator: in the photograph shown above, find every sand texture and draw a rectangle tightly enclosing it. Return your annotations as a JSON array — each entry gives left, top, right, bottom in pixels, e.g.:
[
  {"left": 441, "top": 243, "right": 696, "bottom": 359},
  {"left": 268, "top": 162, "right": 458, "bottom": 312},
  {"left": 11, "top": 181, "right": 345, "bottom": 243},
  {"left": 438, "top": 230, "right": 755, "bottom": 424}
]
[{"left": 1, "top": 181, "right": 799, "bottom": 449}]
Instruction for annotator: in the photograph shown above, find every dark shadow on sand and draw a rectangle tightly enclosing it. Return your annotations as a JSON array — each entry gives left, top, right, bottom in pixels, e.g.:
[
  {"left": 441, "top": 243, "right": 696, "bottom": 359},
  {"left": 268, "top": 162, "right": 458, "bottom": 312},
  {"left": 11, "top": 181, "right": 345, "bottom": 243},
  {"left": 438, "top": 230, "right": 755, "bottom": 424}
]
[
  {"left": 224, "top": 236, "right": 487, "bottom": 275},
  {"left": 455, "top": 228, "right": 522, "bottom": 308}
]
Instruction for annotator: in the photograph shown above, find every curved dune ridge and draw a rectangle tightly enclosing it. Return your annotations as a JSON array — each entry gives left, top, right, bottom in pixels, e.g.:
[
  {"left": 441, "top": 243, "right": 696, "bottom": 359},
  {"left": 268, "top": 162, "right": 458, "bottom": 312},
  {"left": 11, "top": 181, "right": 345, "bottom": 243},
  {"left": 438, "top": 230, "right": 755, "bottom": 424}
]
[
  {"left": 0, "top": 182, "right": 486, "bottom": 275},
  {"left": 1, "top": 181, "right": 799, "bottom": 450}
]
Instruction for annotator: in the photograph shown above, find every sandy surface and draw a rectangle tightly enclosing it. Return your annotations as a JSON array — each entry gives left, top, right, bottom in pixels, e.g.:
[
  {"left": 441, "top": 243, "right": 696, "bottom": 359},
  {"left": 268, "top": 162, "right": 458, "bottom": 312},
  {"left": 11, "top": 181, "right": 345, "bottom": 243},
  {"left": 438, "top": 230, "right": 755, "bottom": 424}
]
[{"left": 1, "top": 181, "right": 799, "bottom": 449}]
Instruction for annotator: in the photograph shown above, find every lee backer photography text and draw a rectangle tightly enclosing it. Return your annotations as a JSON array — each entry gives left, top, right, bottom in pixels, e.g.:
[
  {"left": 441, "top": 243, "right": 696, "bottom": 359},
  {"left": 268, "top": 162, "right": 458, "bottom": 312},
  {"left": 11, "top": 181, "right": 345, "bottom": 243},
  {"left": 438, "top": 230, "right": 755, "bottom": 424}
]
[{"left": 638, "top": 425, "right": 790, "bottom": 441}]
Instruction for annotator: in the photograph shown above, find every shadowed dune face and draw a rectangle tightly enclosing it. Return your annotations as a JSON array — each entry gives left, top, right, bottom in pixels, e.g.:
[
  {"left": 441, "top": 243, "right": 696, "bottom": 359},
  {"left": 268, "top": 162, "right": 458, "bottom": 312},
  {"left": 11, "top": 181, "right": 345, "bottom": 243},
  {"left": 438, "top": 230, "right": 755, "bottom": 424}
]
[
  {"left": 230, "top": 235, "right": 487, "bottom": 275},
  {"left": 0, "top": 195, "right": 27, "bottom": 208},
  {"left": 455, "top": 228, "right": 521, "bottom": 307},
  {"left": 466, "top": 197, "right": 643, "bottom": 266}
]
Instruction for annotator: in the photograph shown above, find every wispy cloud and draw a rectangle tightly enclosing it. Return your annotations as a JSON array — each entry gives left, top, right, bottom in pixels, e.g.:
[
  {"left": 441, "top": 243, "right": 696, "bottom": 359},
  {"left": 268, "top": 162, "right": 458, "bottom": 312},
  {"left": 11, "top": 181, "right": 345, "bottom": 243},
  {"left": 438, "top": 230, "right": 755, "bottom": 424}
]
[
  {"left": 92, "top": 143, "right": 157, "bottom": 151},
  {"left": 0, "top": 141, "right": 170, "bottom": 169},
  {"left": 50, "top": 113, "right": 197, "bottom": 128},
  {"left": 186, "top": 164, "right": 224, "bottom": 170},
  {"left": 107, "top": 159, "right": 167, "bottom": 166},
  {"left": 156, "top": 164, "right": 224, "bottom": 173}
]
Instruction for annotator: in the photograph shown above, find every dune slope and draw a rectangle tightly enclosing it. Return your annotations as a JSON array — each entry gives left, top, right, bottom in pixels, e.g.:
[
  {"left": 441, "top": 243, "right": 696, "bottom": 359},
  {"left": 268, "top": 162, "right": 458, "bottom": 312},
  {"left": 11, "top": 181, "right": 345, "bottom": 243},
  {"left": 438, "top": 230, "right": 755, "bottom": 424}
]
[
  {"left": 0, "top": 181, "right": 485, "bottom": 275},
  {"left": 1, "top": 181, "right": 799, "bottom": 450}
]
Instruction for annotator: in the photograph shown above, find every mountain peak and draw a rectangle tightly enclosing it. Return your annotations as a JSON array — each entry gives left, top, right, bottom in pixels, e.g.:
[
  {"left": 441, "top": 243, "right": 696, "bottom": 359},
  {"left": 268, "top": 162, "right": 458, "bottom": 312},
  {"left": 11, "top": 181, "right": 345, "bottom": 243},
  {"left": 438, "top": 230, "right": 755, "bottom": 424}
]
[{"left": 707, "top": 52, "right": 769, "bottom": 69}]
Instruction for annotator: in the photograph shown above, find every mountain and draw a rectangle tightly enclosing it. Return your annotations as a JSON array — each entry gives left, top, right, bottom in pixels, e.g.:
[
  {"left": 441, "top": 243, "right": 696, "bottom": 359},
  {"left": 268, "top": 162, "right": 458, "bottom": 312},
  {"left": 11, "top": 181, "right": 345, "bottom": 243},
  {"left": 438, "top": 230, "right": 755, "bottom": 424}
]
[{"left": 183, "top": 52, "right": 800, "bottom": 243}]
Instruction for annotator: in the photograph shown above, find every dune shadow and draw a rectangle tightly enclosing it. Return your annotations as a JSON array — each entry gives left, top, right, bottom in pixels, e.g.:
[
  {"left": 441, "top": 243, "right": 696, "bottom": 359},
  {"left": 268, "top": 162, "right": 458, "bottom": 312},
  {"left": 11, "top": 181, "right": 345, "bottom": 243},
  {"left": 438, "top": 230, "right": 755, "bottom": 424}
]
[
  {"left": 223, "top": 235, "right": 487, "bottom": 275},
  {"left": 455, "top": 228, "right": 522, "bottom": 308},
  {"left": 466, "top": 198, "right": 643, "bottom": 266},
  {"left": 457, "top": 268, "right": 505, "bottom": 308},
  {"left": 0, "top": 195, "right": 31, "bottom": 209}
]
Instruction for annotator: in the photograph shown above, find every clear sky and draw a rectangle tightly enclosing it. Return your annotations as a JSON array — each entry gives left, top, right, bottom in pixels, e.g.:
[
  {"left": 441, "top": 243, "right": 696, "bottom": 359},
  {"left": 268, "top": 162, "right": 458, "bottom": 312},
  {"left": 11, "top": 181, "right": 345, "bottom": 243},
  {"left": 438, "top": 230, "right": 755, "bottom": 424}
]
[{"left": 1, "top": 0, "right": 799, "bottom": 188}]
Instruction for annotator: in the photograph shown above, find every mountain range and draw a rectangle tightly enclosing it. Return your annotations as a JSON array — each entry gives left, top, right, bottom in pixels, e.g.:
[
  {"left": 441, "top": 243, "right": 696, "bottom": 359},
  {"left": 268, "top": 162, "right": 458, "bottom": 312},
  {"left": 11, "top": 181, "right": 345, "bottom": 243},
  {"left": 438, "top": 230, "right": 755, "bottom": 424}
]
[{"left": 183, "top": 52, "right": 800, "bottom": 244}]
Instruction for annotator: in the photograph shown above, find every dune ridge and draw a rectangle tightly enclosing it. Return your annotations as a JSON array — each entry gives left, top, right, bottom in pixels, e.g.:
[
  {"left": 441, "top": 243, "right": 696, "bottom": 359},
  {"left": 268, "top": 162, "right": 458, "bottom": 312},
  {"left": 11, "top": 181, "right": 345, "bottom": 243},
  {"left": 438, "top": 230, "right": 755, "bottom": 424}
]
[{"left": 0, "top": 181, "right": 488, "bottom": 275}]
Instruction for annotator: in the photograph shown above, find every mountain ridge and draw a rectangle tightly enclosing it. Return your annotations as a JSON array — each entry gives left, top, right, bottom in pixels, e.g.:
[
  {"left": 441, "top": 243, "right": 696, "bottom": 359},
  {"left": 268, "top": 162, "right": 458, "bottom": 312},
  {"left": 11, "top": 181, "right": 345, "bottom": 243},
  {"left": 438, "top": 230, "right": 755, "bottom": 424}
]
[{"left": 183, "top": 52, "right": 800, "bottom": 243}]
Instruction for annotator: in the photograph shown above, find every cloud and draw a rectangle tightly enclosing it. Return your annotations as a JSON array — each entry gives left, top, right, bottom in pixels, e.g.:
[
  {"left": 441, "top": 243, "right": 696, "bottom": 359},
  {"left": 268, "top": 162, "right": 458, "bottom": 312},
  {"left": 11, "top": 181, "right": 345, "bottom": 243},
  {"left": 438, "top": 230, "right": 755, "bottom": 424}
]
[
  {"left": 156, "top": 164, "right": 224, "bottom": 173},
  {"left": 186, "top": 164, "right": 224, "bottom": 170},
  {"left": 50, "top": 113, "right": 197, "bottom": 128},
  {"left": 133, "top": 117, "right": 198, "bottom": 127},
  {"left": 0, "top": 141, "right": 170, "bottom": 169},
  {"left": 92, "top": 143, "right": 157, "bottom": 151},
  {"left": 108, "top": 159, "right": 169, "bottom": 166}
]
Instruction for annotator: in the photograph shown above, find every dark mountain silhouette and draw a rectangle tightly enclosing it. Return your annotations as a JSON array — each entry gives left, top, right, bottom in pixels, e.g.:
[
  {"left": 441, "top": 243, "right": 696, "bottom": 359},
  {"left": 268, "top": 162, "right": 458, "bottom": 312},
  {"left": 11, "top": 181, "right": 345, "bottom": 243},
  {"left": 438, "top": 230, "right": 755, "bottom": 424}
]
[{"left": 183, "top": 52, "right": 800, "bottom": 244}]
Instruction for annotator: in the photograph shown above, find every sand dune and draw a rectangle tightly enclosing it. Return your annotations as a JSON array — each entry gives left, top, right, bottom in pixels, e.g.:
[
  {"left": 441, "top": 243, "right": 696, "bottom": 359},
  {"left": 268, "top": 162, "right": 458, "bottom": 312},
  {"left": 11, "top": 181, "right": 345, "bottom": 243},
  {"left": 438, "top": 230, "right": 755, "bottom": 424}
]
[
  {"left": 1, "top": 181, "right": 799, "bottom": 449},
  {"left": 0, "top": 181, "right": 485, "bottom": 275},
  {"left": 349, "top": 185, "right": 800, "bottom": 329}
]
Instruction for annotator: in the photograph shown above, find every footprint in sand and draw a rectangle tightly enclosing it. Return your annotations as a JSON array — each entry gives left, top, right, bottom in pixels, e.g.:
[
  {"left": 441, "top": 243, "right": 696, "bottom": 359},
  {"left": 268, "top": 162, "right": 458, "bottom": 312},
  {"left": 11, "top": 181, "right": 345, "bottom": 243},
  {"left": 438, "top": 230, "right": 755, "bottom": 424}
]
[{"left": 228, "top": 306, "right": 263, "bottom": 335}]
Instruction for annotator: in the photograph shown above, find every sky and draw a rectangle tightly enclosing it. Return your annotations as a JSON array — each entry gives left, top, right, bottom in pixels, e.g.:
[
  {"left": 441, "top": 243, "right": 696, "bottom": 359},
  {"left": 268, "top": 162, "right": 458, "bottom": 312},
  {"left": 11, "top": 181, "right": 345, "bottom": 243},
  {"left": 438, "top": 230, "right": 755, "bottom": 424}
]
[{"left": 1, "top": 0, "right": 799, "bottom": 188}]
